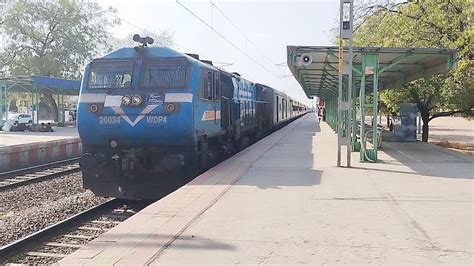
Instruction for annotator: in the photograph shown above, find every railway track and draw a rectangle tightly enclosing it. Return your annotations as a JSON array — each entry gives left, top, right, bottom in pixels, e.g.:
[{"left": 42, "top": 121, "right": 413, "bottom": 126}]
[
  {"left": 0, "top": 158, "right": 80, "bottom": 191},
  {"left": 0, "top": 198, "right": 150, "bottom": 264}
]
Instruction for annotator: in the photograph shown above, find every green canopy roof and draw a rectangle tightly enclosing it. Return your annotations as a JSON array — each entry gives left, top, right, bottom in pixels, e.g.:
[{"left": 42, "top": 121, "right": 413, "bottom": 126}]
[{"left": 287, "top": 46, "right": 457, "bottom": 98}]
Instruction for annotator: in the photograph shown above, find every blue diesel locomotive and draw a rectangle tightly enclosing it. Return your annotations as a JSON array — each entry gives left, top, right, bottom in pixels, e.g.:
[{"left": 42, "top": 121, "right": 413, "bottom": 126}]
[{"left": 78, "top": 36, "right": 308, "bottom": 199}]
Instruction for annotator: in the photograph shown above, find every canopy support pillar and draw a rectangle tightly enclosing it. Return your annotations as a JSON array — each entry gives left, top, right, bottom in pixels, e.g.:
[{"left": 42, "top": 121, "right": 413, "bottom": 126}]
[{"left": 359, "top": 53, "right": 379, "bottom": 162}]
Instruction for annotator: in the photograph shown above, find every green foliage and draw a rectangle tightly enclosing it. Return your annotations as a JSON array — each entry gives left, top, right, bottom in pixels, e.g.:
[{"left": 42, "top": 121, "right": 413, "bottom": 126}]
[
  {"left": 355, "top": 0, "right": 473, "bottom": 120},
  {"left": 0, "top": 0, "right": 119, "bottom": 79},
  {"left": 353, "top": 0, "right": 473, "bottom": 141},
  {"left": 379, "top": 89, "right": 410, "bottom": 115}
]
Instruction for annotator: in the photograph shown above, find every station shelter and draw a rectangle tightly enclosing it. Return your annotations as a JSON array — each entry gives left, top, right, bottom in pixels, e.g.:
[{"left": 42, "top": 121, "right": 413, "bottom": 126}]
[
  {"left": 0, "top": 75, "right": 80, "bottom": 127},
  {"left": 287, "top": 46, "right": 457, "bottom": 163}
]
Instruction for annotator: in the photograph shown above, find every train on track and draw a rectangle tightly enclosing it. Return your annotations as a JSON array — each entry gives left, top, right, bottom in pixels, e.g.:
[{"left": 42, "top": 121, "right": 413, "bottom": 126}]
[{"left": 78, "top": 35, "right": 308, "bottom": 200}]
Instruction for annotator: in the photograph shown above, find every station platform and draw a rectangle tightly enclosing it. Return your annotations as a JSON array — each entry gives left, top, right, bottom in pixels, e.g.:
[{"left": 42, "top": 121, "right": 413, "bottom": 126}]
[
  {"left": 0, "top": 126, "right": 78, "bottom": 148},
  {"left": 0, "top": 127, "right": 80, "bottom": 172},
  {"left": 60, "top": 114, "right": 473, "bottom": 264}
]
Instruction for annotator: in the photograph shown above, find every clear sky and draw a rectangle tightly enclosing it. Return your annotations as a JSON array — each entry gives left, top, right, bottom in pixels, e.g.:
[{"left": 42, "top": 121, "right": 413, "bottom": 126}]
[{"left": 97, "top": 0, "right": 339, "bottom": 106}]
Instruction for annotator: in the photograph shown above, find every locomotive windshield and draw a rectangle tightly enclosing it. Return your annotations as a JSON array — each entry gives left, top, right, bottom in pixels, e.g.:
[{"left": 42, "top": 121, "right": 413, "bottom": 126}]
[
  {"left": 140, "top": 60, "right": 188, "bottom": 88},
  {"left": 88, "top": 61, "right": 134, "bottom": 89}
]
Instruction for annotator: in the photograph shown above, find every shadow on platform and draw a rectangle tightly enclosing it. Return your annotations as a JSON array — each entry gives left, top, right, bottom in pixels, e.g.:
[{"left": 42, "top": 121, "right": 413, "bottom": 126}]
[
  {"left": 368, "top": 141, "right": 473, "bottom": 180},
  {"left": 91, "top": 233, "right": 236, "bottom": 251}
]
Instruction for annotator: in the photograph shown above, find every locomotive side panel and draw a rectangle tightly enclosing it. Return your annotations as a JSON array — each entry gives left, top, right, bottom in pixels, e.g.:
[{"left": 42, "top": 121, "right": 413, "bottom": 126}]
[
  {"left": 255, "top": 84, "right": 274, "bottom": 134},
  {"left": 193, "top": 67, "right": 223, "bottom": 138},
  {"left": 230, "top": 76, "right": 258, "bottom": 142}
]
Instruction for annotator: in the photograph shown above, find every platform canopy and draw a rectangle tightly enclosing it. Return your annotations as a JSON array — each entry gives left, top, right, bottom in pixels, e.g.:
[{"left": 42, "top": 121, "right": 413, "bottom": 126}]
[
  {"left": 287, "top": 46, "right": 457, "bottom": 164},
  {"left": 287, "top": 46, "right": 457, "bottom": 99},
  {"left": 0, "top": 75, "right": 81, "bottom": 125},
  {"left": 0, "top": 75, "right": 81, "bottom": 95}
]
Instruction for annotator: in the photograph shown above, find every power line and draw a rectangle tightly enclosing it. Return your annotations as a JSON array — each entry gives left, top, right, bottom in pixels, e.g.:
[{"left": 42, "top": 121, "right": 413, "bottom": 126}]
[
  {"left": 209, "top": 1, "right": 278, "bottom": 67},
  {"left": 106, "top": 12, "right": 218, "bottom": 61},
  {"left": 176, "top": 0, "right": 279, "bottom": 78},
  {"left": 209, "top": 1, "right": 289, "bottom": 78},
  {"left": 107, "top": 7, "right": 263, "bottom": 76}
]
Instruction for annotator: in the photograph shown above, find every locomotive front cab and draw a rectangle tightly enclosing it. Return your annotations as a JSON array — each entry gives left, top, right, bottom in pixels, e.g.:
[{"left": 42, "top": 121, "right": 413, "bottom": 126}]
[{"left": 78, "top": 48, "right": 199, "bottom": 199}]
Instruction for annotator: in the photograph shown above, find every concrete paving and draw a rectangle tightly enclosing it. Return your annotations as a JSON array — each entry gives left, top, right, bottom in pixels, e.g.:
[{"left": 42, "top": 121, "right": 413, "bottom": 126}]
[
  {"left": 379, "top": 115, "right": 474, "bottom": 146},
  {"left": 428, "top": 116, "right": 474, "bottom": 145},
  {"left": 0, "top": 126, "right": 78, "bottom": 147},
  {"left": 60, "top": 114, "right": 473, "bottom": 264}
]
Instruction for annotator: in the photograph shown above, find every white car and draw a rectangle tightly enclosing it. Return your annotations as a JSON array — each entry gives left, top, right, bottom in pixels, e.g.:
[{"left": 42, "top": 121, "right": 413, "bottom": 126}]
[
  {"left": 8, "top": 113, "right": 33, "bottom": 124},
  {"left": 2, "top": 113, "right": 32, "bottom": 131}
]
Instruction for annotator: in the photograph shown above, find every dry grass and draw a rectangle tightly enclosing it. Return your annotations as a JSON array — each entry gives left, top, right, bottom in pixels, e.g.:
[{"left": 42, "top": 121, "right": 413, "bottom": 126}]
[{"left": 433, "top": 140, "right": 474, "bottom": 155}]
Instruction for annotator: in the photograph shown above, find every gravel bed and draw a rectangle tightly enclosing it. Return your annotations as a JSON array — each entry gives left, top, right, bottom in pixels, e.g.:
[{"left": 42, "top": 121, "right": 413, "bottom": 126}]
[
  {"left": 11, "top": 199, "right": 150, "bottom": 264},
  {"left": 0, "top": 172, "right": 107, "bottom": 247}
]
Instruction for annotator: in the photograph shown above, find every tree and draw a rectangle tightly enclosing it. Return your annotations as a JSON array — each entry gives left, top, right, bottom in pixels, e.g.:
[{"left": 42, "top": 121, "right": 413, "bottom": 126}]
[
  {"left": 0, "top": 0, "right": 119, "bottom": 121},
  {"left": 354, "top": 0, "right": 473, "bottom": 142}
]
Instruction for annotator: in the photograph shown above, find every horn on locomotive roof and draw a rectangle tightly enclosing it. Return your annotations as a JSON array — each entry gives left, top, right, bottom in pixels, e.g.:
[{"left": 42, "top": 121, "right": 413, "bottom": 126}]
[{"left": 133, "top": 34, "right": 154, "bottom": 47}]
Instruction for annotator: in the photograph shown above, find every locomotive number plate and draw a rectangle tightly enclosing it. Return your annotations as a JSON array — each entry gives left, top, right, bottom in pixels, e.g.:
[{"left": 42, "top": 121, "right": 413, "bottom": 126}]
[
  {"left": 99, "top": 116, "right": 121, "bottom": 124},
  {"left": 146, "top": 115, "right": 167, "bottom": 124}
]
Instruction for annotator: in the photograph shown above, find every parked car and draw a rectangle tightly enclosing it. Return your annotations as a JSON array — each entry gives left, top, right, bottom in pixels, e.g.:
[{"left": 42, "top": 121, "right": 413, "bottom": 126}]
[
  {"left": 8, "top": 113, "right": 33, "bottom": 124},
  {"left": 2, "top": 113, "right": 32, "bottom": 131}
]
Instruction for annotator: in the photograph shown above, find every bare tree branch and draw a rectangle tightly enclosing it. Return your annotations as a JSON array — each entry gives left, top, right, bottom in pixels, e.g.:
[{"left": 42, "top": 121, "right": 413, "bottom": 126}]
[{"left": 429, "top": 109, "right": 473, "bottom": 121}]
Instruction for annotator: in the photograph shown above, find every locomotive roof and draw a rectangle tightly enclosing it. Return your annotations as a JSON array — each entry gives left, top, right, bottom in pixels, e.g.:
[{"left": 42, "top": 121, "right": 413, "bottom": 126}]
[
  {"left": 96, "top": 46, "right": 250, "bottom": 80},
  {"left": 96, "top": 46, "right": 217, "bottom": 70},
  {"left": 99, "top": 46, "right": 187, "bottom": 60},
  {"left": 93, "top": 46, "right": 293, "bottom": 99}
]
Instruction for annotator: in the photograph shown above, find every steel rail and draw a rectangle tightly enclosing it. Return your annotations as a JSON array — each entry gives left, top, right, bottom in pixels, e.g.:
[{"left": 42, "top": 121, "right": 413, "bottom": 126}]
[
  {"left": 0, "top": 158, "right": 80, "bottom": 191},
  {"left": 0, "top": 198, "right": 119, "bottom": 262}
]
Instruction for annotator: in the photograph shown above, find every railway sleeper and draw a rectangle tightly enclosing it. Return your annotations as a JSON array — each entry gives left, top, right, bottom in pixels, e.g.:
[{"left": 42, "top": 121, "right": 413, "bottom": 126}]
[
  {"left": 78, "top": 226, "right": 104, "bottom": 232},
  {"left": 91, "top": 220, "right": 120, "bottom": 225},
  {"left": 46, "top": 242, "right": 83, "bottom": 249},
  {"left": 14, "top": 176, "right": 36, "bottom": 180},
  {"left": 26, "top": 252, "right": 66, "bottom": 258},
  {"left": 63, "top": 234, "right": 93, "bottom": 240}
]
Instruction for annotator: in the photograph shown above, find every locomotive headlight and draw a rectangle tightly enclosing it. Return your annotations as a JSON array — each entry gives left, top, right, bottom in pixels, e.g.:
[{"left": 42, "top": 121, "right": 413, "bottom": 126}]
[
  {"left": 110, "top": 139, "right": 118, "bottom": 148},
  {"left": 122, "top": 95, "right": 131, "bottom": 106},
  {"left": 89, "top": 104, "right": 99, "bottom": 113},
  {"left": 165, "top": 103, "right": 176, "bottom": 112},
  {"left": 131, "top": 95, "right": 142, "bottom": 105}
]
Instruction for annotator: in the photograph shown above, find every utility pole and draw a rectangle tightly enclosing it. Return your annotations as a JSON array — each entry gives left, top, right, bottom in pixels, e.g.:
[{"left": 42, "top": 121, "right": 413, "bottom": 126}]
[{"left": 337, "top": 0, "right": 353, "bottom": 167}]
